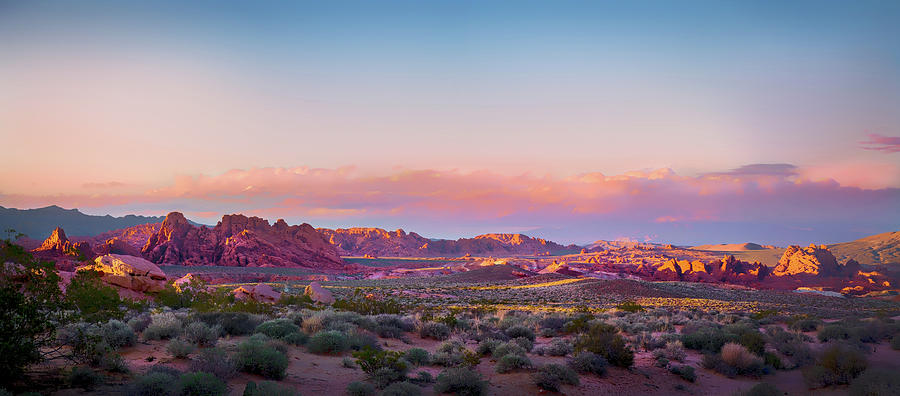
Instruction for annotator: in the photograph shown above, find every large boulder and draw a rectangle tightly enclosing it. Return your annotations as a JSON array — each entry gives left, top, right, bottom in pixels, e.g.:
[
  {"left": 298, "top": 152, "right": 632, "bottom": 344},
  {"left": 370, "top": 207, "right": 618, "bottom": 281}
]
[
  {"left": 773, "top": 244, "right": 841, "bottom": 277},
  {"left": 304, "top": 281, "right": 334, "bottom": 304},
  {"left": 78, "top": 254, "right": 167, "bottom": 292},
  {"left": 232, "top": 283, "right": 281, "bottom": 303}
]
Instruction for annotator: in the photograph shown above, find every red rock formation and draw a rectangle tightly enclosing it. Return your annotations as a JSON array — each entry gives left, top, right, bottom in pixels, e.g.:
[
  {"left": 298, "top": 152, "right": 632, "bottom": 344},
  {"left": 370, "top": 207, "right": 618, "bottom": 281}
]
[
  {"left": 32, "top": 227, "right": 94, "bottom": 259},
  {"left": 93, "top": 237, "right": 142, "bottom": 256},
  {"left": 773, "top": 244, "right": 842, "bottom": 276},
  {"left": 709, "top": 255, "right": 768, "bottom": 283},
  {"left": 77, "top": 254, "right": 167, "bottom": 292},
  {"left": 141, "top": 212, "right": 345, "bottom": 269}
]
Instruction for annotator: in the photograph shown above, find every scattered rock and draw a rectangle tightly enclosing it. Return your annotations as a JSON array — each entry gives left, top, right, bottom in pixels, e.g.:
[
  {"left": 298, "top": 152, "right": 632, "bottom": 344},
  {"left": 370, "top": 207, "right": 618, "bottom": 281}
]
[{"left": 304, "top": 281, "right": 334, "bottom": 304}]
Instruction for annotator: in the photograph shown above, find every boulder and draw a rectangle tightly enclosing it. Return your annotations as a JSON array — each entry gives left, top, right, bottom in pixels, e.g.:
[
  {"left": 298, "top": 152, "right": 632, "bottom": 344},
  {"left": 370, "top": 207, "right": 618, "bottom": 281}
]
[
  {"left": 773, "top": 244, "right": 841, "bottom": 277},
  {"left": 304, "top": 281, "right": 334, "bottom": 304},
  {"left": 78, "top": 254, "right": 167, "bottom": 292},
  {"left": 232, "top": 283, "right": 282, "bottom": 303}
]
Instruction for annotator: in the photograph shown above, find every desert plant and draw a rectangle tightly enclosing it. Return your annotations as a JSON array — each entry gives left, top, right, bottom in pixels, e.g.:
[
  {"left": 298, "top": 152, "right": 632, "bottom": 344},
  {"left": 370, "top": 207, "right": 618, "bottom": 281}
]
[
  {"left": 166, "top": 339, "right": 196, "bottom": 359},
  {"left": 403, "top": 348, "right": 430, "bottom": 366},
  {"left": 189, "top": 347, "right": 236, "bottom": 380},
  {"left": 68, "top": 366, "right": 103, "bottom": 390},
  {"left": 721, "top": 343, "right": 764, "bottom": 375},
  {"left": 533, "top": 364, "right": 579, "bottom": 391},
  {"left": 182, "top": 321, "right": 220, "bottom": 347},
  {"left": 346, "top": 381, "right": 376, "bottom": 396},
  {"left": 737, "top": 382, "right": 781, "bottom": 396},
  {"left": 255, "top": 318, "right": 300, "bottom": 340},
  {"left": 575, "top": 322, "right": 634, "bottom": 368},
  {"left": 235, "top": 338, "right": 289, "bottom": 380},
  {"left": 419, "top": 322, "right": 451, "bottom": 340},
  {"left": 616, "top": 301, "right": 645, "bottom": 313},
  {"left": 434, "top": 367, "right": 488, "bottom": 396},
  {"left": 143, "top": 312, "right": 182, "bottom": 341},
  {"left": 128, "top": 314, "right": 152, "bottom": 333},
  {"left": 788, "top": 317, "right": 822, "bottom": 332},
  {"left": 100, "top": 319, "right": 137, "bottom": 348},
  {"left": 381, "top": 381, "right": 421, "bottom": 396},
  {"left": 669, "top": 364, "right": 696, "bottom": 382},
  {"left": 818, "top": 324, "right": 851, "bottom": 343},
  {"left": 546, "top": 338, "right": 573, "bottom": 356},
  {"left": 495, "top": 354, "right": 532, "bottom": 373},
  {"left": 307, "top": 330, "right": 350, "bottom": 354},
  {"left": 848, "top": 368, "right": 900, "bottom": 396},
  {"left": 242, "top": 380, "right": 301, "bottom": 396},
  {"left": 804, "top": 344, "right": 867, "bottom": 387},
  {"left": 195, "top": 312, "right": 263, "bottom": 336},
  {"left": 892, "top": 336, "right": 900, "bottom": 350},
  {"left": 567, "top": 352, "right": 607, "bottom": 375},
  {"left": 476, "top": 339, "right": 501, "bottom": 356},
  {"left": 130, "top": 371, "right": 178, "bottom": 396},
  {"left": 178, "top": 372, "right": 226, "bottom": 396},
  {"left": 653, "top": 341, "right": 686, "bottom": 362}
]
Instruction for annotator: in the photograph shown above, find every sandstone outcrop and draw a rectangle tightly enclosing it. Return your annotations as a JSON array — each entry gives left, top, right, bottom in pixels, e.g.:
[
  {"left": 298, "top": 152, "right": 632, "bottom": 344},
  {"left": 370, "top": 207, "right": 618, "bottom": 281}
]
[
  {"left": 141, "top": 212, "right": 345, "bottom": 269},
  {"left": 233, "top": 283, "right": 281, "bottom": 303},
  {"left": 93, "top": 237, "right": 142, "bottom": 256},
  {"left": 32, "top": 227, "right": 93, "bottom": 259},
  {"left": 773, "top": 244, "right": 842, "bottom": 277},
  {"left": 304, "top": 281, "right": 335, "bottom": 304},
  {"left": 77, "top": 254, "right": 167, "bottom": 292}
]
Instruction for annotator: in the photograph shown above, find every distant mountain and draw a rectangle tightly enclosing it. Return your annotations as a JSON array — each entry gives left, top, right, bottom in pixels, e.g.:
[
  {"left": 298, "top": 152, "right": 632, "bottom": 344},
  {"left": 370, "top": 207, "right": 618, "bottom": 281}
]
[
  {"left": 690, "top": 242, "right": 775, "bottom": 251},
  {"left": 0, "top": 205, "right": 168, "bottom": 239},
  {"left": 829, "top": 230, "right": 900, "bottom": 266}
]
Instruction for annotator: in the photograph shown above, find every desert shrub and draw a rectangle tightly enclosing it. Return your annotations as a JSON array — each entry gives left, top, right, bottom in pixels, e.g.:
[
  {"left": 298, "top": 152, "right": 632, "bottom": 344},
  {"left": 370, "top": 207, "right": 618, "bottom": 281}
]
[
  {"left": 789, "top": 317, "right": 822, "bottom": 332},
  {"left": 100, "top": 319, "right": 136, "bottom": 348},
  {"left": 68, "top": 366, "right": 103, "bottom": 390},
  {"left": 892, "top": 336, "right": 900, "bottom": 350},
  {"left": 346, "top": 381, "right": 376, "bottom": 396},
  {"left": 353, "top": 347, "right": 408, "bottom": 375},
  {"left": 681, "top": 325, "right": 731, "bottom": 353},
  {"left": 434, "top": 367, "right": 488, "bottom": 396},
  {"left": 766, "top": 327, "right": 813, "bottom": 368},
  {"left": 235, "top": 338, "right": 289, "bottom": 380},
  {"left": 668, "top": 364, "right": 696, "bottom": 382},
  {"left": 574, "top": 322, "right": 634, "bottom": 368},
  {"left": 66, "top": 270, "right": 125, "bottom": 322},
  {"left": 373, "top": 314, "right": 415, "bottom": 339},
  {"left": 546, "top": 338, "right": 573, "bottom": 356},
  {"left": 189, "top": 347, "right": 236, "bottom": 380},
  {"left": 307, "top": 330, "right": 350, "bottom": 354},
  {"left": 533, "top": 364, "right": 579, "bottom": 391},
  {"left": 818, "top": 324, "right": 851, "bottom": 343},
  {"left": 130, "top": 371, "right": 177, "bottom": 396},
  {"left": 737, "top": 382, "right": 781, "bottom": 396},
  {"left": 504, "top": 325, "right": 535, "bottom": 342},
  {"left": 653, "top": 341, "right": 686, "bottom": 362},
  {"left": 656, "top": 356, "right": 669, "bottom": 368},
  {"left": 616, "top": 301, "right": 644, "bottom": 313},
  {"left": 348, "top": 329, "right": 380, "bottom": 351},
  {"left": 419, "top": 322, "right": 451, "bottom": 340},
  {"left": 511, "top": 336, "right": 534, "bottom": 352},
  {"left": 342, "top": 356, "right": 357, "bottom": 369},
  {"left": 412, "top": 370, "right": 433, "bottom": 384},
  {"left": 804, "top": 344, "right": 867, "bottom": 387},
  {"left": 721, "top": 343, "right": 765, "bottom": 376},
  {"left": 567, "top": 352, "right": 607, "bottom": 376},
  {"left": 144, "top": 312, "right": 182, "bottom": 341},
  {"left": 128, "top": 314, "right": 152, "bottom": 333},
  {"left": 563, "top": 313, "right": 594, "bottom": 334},
  {"left": 403, "top": 348, "right": 430, "bottom": 366},
  {"left": 242, "top": 380, "right": 301, "bottom": 396},
  {"left": 496, "top": 354, "right": 532, "bottom": 373},
  {"left": 333, "top": 289, "right": 404, "bottom": 315},
  {"left": 166, "top": 339, "right": 196, "bottom": 359},
  {"left": 283, "top": 331, "right": 309, "bottom": 346},
  {"left": 848, "top": 368, "right": 900, "bottom": 396},
  {"left": 195, "top": 312, "right": 262, "bottom": 336},
  {"left": 255, "top": 318, "right": 300, "bottom": 340},
  {"left": 476, "top": 339, "right": 501, "bottom": 356},
  {"left": 493, "top": 342, "right": 526, "bottom": 358},
  {"left": 381, "top": 381, "right": 421, "bottom": 396},
  {"left": 182, "top": 322, "right": 220, "bottom": 347},
  {"left": 58, "top": 322, "right": 110, "bottom": 365},
  {"left": 540, "top": 317, "right": 567, "bottom": 333},
  {"left": 178, "top": 372, "right": 226, "bottom": 396},
  {"left": 763, "top": 352, "right": 783, "bottom": 370}
]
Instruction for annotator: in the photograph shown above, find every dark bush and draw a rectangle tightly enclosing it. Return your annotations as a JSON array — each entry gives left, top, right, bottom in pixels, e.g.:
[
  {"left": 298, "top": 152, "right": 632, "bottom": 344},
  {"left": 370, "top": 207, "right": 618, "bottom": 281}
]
[
  {"left": 166, "top": 339, "right": 195, "bottom": 359},
  {"left": 789, "top": 318, "right": 822, "bottom": 332},
  {"left": 892, "top": 336, "right": 900, "bottom": 350},
  {"left": 575, "top": 323, "right": 634, "bottom": 368},
  {"left": 346, "top": 381, "right": 376, "bottom": 396},
  {"left": 533, "top": 364, "right": 579, "bottom": 391},
  {"left": 669, "top": 365, "right": 696, "bottom": 382},
  {"left": 235, "top": 339, "right": 289, "bottom": 380},
  {"left": 803, "top": 344, "right": 868, "bottom": 388},
  {"left": 242, "top": 380, "right": 300, "bottom": 396},
  {"left": 848, "top": 368, "right": 900, "bottom": 396},
  {"left": 496, "top": 354, "right": 532, "bottom": 373},
  {"left": 434, "top": 368, "right": 488, "bottom": 396},
  {"left": 419, "top": 322, "right": 451, "bottom": 340},
  {"left": 100, "top": 319, "right": 137, "bottom": 348},
  {"left": 130, "top": 372, "right": 177, "bottom": 396},
  {"left": 189, "top": 347, "right": 236, "bottom": 380},
  {"left": 738, "top": 382, "right": 781, "bottom": 396},
  {"left": 255, "top": 318, "right": 300, "bottom": 339},
  {"left": 616, "top": 301, "right": 645, "bottom": 313},
  {"left": 504, "top": 325, "right": 535, "bottom": 342},
  {"left": 195, "top": 312, "right": 262, "bottom": 336},
  {"left": 381, "top": 381, "right": 421, "bottom": 396},
  {"left": 681, "top": 325, "right": 732, "bottom": 353},
  {"left": 307, "top": 330, "right": 350, "bottom": 354},
  {"left": 818, "top": 324, "right": 851, "bottom": 343},
  {"left": 567, "top": 352, "right": 607, "bottom": 376},
  {"left": 68, "top": 366, "right": 103, "bottom": 390},
  {"left": 546, "top": 338, "right": 573, "bottom": 356},
  {"left": 403, "top": 348, "right": 430, "bottom": 366},
  {"left": 178, "top": 372, "right": 226, "bottom": 396}
]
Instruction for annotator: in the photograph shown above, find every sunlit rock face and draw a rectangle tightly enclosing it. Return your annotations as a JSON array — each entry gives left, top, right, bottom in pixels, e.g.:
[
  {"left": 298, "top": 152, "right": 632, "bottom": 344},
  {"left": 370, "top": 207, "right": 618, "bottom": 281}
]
[
  {"left": 32, "top": 227, "right": 93, "bottom": 258},
  {"left": 78, "top": 253, "right": 167, "bottom": 292},
  {"left": 141, "top": 212, "right": 345, "bottom": 269},
  {"left": 773, "top": 244, "right": 842, "bottom": 277}
]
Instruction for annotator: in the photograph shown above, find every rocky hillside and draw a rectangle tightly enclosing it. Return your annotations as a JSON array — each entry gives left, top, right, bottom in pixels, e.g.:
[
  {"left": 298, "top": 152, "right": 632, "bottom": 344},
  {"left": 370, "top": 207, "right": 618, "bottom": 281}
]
[
  {"left": 828, "top": 230, "right": 900, "bottom": 266},
  {"left": 0, "top": 205, "right": 167, "bottom": 238},
  {"left": 318, "top": 227, "right": 576, "bottom": 257},
  {"left": 142, "top": 212, "right": 345, "bottom": 269}
]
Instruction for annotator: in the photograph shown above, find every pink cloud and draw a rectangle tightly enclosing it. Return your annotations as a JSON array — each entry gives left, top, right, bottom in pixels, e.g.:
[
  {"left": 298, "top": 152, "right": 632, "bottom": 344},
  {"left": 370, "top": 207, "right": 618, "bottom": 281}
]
[{"left": 860, "top": 133, "right": 900, "bottom": 153}]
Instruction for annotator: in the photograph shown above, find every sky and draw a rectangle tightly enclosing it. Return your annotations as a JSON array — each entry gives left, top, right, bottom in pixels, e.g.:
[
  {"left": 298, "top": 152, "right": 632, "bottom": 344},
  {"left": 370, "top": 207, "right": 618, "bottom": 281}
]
[{"left": 1, "top": 0, "right": 899, "bottom": 245}]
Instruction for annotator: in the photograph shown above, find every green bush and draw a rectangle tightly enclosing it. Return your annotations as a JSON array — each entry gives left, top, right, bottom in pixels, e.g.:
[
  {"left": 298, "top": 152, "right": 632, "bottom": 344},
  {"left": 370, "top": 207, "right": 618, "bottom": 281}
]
[
  {"left": 818, "top": 324, "right": 851, "bottom": 343},
  {"left": 346, "top": 381, "right": 376, "bottom": 396},
  {"left": 307, "top": 330, "right": 350, "bottom": 355},
  {"left": 381, "top": 381, "right": 421, "bottom": 396},
  {"left": 403, "top": 348, "right": 430, "bottom": 366},
  {"left": 681, "top": 325, "right": 731, "bottom": 353},
  {"left": 131, "top": 371, "right": 177, "bottom": 396},
  {"left": 492, "top": 342, "right": 526, "bottom": 358},
  {"left": 66, "top": 270, "right": 125, "bottom": 322},
  {"left": 242, "top": 380, "right": 301, "bottom": 396},
  {"left": 178, "top": 372, "right": 226, "bottom": 396},
  {"left": 283, "top": 332, "right": 309, "bottom": 346},
  {"left": 789, "top": 318, "right": 821, "bottom": 332},
  {"left": 419, "top": 322, "right": 451, "bottom": 340},
  {"left": 144, "top": 313, "right": 183, "bottom": 341},
  {"left": 434, "top": 368, "right": 488, "bottom": 396},
  {"left": 848, "top": 368, "right": 900, "bottom": 396},
  {"left": 182, "top": 322, "right": 220, "bottom": 347},
  {"left": 737, "top": 382, "right": 781, "bottom": 396},
  {"left": 476, "top": 339, "right": 501, "bottom": 356},
  {"left": 100, "top": 319, "right": 137, "bottom": 348},
  {"left": 803, "top": 344, "right": 867, "bottom": 388},
  {"left": 546, "top": 338, "right": 573, "bottom": 356},
  {"left": 348, "top": 329, "right": 380, "bottom": 351},
  {"left": 504, "top": 325, "right": 535, "bottom": 342},
  {"left": 616, "top": 301, "right": 645, "bottom": 313},
  {"left": 496, "top": 354, "right": 532, "bottom": 373},
  {"left": 189, "top": 347, "right": 236, "bottom": 380},
  {"left": 166, "top": 339, "right": 195, "bottom": 359},
  {"left": 892, "top": 336, "right": 900, "bottom": 350},
  {"left": 333, "top": 289, "right": 404, "bottom": 315},
  {"left": 575, "top": 323, "right": 634, "bottom": 368},
  {"left": 68, "top": 366, "right": 103, "bottom": 390},
  {"left": 533, "top": 364, "right": 579, "bottom": 391},
  {"left": 195, "top": 312, "right": 263, "bottom": 336},
  {"left": 567, "top": 352, "right": 607, "bottom": 375},
  {"left": 256, "top": 318, "right": 300, "bottom": 339},
  {"left": 235, "top": 338, "right": 289, "bottom": 380},
  {"left": 669, "top": 364, "right": 696, "bottom": 382}
]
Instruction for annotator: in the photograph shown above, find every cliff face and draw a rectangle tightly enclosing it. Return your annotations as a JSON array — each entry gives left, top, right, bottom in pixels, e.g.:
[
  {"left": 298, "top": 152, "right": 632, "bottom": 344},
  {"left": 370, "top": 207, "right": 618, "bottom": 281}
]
[
  {"left": 141, "top": 212, "right": 345, "bottom": 269},
  {"left": 318, "top": 228, "right": 574, "bottom": 257},
  {"left": 772, "top": 244, "right": 844, "bottom": 277},
  {"left": 32, "top": 227, "right": 93, "bottom": 259}
]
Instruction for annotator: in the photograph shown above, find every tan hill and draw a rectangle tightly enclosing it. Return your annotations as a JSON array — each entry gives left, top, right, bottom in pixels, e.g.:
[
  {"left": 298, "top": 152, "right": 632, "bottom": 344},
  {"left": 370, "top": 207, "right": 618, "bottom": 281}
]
[
  {"left": 828, "top": 230, "right": 900, "bottom": 266},
  {"left": 318, "top": 227, "right": 575, "bottom": 257},
  {"left": 690, "top": 242, "right": 774, "bottom": 251},
  {"left": 141, "top": 212, "right": 345, "bottom": 270}
]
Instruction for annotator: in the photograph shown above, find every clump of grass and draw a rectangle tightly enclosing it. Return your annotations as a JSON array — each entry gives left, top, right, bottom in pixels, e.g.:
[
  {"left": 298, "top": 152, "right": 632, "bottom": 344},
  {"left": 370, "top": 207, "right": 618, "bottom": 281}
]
[
  {"left": 533, "top": 364, "right": 579, "bottom": 391},
  {"left": 434, "top": 368, "right": 488, "bottom": 396},
  {"left": 567, "top": 352, "right": 607, "bottom": 376},
  {"left": 234, "top": 337, "right": 289, "bottom": 380},
  {"left": 307, "top": 330, "right": 350, "bottom": 355}
]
